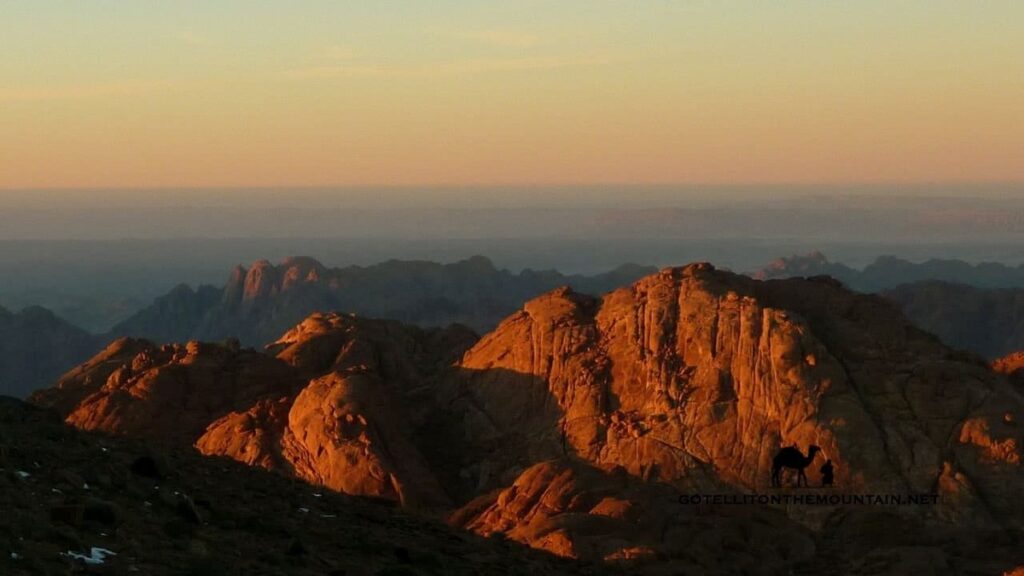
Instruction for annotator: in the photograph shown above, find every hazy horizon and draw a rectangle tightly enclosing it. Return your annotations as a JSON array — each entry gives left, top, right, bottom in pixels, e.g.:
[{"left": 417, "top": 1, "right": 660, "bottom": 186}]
[
  {"left": 3, "top": 2, "right": 1024, "bottom": 330},
  {"left": 1, "top": 185, "right": 1022, "bottom": 243}
]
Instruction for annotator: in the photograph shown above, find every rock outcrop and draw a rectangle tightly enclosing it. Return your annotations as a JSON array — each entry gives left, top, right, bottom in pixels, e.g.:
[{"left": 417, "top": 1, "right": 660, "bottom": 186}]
[
  {"left": 34, "top": 314, "right": 475, "bottom": 509},
  {"left": 444, "top": 266, "right": 1024, "bottom": 525},
  {"left": 452, "top": 459, "right": 816, "bottom": 572},
  {"left": 995, "top": 351, "right": 1024, "bottom": 380},
  {"left": 32, "top": 264, "right": 1024, "bottom": 573}
]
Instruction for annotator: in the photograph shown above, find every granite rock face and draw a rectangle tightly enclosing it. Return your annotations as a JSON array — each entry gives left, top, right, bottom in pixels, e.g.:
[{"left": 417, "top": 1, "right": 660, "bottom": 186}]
[
  {"left": 33, "top": 264, "right": 1024, "bottom": 573},
  {"left": 449, "top": 265, "right": 1023, "bottom": 523},
  {"left": 35, "top": 313, "right": 473, "bottom": 508}
]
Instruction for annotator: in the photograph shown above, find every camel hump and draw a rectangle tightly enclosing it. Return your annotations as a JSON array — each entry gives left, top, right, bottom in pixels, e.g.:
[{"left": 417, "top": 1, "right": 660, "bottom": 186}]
[{"left": 773, "top": 446, "right": 803, "bottom": 461}]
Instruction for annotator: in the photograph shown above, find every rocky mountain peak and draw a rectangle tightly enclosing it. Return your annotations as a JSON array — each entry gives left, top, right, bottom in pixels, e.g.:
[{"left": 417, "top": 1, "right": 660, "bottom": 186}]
[{"left": 31, "top": 264, "right": 1024, "bottom": 572}]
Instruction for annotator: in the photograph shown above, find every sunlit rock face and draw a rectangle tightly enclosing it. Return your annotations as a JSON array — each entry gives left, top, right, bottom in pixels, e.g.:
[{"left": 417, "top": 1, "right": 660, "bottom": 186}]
[
  {"left": 33, "top": 264, "right": 1024, "bottom": 572},
  {"left": 452, "top": 459, "right": 816, "bottom": 571},
  {"left": 994, "top": 350, "right": 1024, "bottom": 380},
  {"left": 38, "top": 337, "right": 298, "bottom": 445},
  {"left": 447, "top": 265, "right": 1024, "bottom": 525},
  {"left": 33, "top": 313, "right": 473, "bottom": 509}
]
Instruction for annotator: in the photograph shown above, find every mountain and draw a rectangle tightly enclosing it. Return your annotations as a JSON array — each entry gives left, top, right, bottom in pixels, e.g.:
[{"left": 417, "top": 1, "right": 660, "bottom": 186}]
[
  {"left": 0, "top": 397, "right": 591, "bottom": 575},
  {"left": 110, "top": 256, "right": 656, "bottom": 347},
  {"left": 33, "top": 264, "right": 1024, "bottom": 573},
  {"left": 109, "top": 284, "right": 222, "bottom": 345},
  {"left": 751, "top": 253, "right": 1024, "bottom": 359},
  {"left": 883, "top": 282, "right": 1024, "bottom": 360},
  {"left": 0, "top": 256, "right": 653, "bottom": 400},
  {"left": 751, "top": 251, "right": 859, "bottom": 285},
  {"left": 0, "top": 305, "right": 101, "bottom": 398},
  {"left": 752, "top": 252, "right": 1024, "bottom": 292}
]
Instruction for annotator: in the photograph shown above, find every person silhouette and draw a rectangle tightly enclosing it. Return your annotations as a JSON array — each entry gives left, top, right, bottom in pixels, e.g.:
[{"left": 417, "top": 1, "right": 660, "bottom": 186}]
[{"left": 820, "top": 459, "right": 834, "bottom": 487}]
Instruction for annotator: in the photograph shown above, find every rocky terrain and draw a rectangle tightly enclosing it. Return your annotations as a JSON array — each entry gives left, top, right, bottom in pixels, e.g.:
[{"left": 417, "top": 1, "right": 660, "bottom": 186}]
[
  {"left": 994, "top": 351, "right": 1024, "bottom": 380},
  {"left": 0, "top": 396, "right": 592, "bottom": 576},
  {"left": 0, "top": 256, "right": 652, "bottom": 400},
  {"left": 10, "top": 250, "right": 1024, "bottom": 402},
  {"left": 31, "top": 264, "right": 1024, "bottom": 574},
  {"left": 110, "top": 256, "right": 655, "bottom": 346}
]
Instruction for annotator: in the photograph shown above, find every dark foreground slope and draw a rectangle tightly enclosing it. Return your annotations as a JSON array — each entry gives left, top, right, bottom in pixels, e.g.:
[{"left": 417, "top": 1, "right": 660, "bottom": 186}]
[{"left": 0, "top": 397, "right": 596, "bottom": 576}]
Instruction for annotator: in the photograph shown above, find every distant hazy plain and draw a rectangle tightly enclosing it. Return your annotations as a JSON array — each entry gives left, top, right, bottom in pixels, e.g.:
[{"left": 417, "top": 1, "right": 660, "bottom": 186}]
[{"left": 1, "top": 185, "right": 1022, "bottom": 330}]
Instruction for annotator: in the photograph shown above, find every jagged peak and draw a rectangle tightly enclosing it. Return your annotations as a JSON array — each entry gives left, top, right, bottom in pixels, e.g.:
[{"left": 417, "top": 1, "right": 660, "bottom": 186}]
[{"left": 280, "top": 255, "right": 326, "bottom": 269}]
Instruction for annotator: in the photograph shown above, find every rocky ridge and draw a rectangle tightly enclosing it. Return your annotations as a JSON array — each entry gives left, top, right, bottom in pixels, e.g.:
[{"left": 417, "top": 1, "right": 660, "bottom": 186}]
[
  {"left": 32, "top": 264, "right": 1024, "bottom": 574},
  {"left": 111, "top": 255, "right": 655, "bottom": 346}
]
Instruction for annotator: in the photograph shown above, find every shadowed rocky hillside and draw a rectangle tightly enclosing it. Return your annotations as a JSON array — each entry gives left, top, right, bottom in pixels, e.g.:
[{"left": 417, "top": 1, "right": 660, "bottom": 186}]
[
  {"left": 752, "top": 253, "right": 1024, "bottom": 359},
  {"left": 0, "top": 397, "right": 596, "bottom": 576},
  {"left": 32, "top": 264, "right": 1024, "bottom": 574},
  {"left": 883, "top": 281, "right": 1024, "bottom": 360},
  {"left": 0, "top": 306, "right": 101, "bottom": 399}
]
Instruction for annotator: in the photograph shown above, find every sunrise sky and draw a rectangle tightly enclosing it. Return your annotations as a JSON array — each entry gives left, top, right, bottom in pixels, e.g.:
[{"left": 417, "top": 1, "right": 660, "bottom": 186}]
[{"left": 2, "top": 1, "right": 1022, "bottom": 189}]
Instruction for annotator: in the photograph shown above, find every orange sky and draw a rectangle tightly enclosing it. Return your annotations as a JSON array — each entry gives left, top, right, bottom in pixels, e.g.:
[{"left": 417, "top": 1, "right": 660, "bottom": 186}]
[{"left": 1, "top": 1, "right": 1022, "bottom": 188}]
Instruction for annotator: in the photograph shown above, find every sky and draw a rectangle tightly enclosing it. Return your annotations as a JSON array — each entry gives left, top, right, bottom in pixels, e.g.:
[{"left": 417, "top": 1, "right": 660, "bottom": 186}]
[{"left": 1, "top": 1, "right": 1022, "bottom": 189}]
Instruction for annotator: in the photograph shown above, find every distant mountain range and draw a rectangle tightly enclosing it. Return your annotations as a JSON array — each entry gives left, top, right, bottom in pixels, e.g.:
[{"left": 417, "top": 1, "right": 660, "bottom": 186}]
[
  {"left": 751, "top": 252, "right": 1024, "bottom": 359},
  {"left": 0, "top": 256, "right": 654, "bottom": 398},
  {"left": 752, "top": 251, "right": 1024, "bottom": 292},
  {"left": 108, "top": 255, "right": 656, "bottom": 346},
  {"left": 7, "top": 251, "right": 1024, "bottom": 399}
]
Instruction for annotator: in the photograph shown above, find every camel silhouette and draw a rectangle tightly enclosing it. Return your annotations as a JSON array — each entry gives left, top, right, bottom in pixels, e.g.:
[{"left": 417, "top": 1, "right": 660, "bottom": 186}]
[{"left": 770, "top": 444, "right": 821, "bottom": 487}]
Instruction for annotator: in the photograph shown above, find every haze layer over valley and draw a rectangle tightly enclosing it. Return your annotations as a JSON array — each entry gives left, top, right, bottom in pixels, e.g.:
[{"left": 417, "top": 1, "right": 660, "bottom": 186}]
[{"left": 2, "top": 186, "right": 1023, "bottom": 332}]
